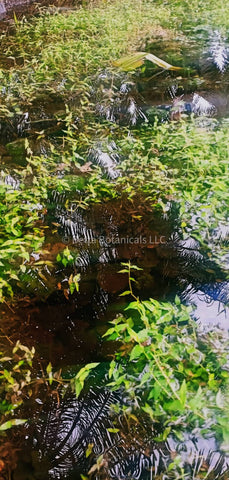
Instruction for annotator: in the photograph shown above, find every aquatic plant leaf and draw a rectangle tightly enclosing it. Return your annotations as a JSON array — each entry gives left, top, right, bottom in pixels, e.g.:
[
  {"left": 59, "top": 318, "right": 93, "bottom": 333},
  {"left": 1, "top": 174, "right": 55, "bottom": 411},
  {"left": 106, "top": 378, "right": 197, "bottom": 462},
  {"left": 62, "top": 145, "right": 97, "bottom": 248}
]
[{"left": 113, "top": 51, "right": 181, "bottom": 71}]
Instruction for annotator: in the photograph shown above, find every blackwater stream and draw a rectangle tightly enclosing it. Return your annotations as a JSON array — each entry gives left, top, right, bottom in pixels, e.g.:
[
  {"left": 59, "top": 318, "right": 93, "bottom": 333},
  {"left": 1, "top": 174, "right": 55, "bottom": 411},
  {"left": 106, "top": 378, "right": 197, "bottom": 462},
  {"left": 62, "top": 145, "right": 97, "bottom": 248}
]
[{"left": 0, "top": 3, "right": 229, "bottom": 479}]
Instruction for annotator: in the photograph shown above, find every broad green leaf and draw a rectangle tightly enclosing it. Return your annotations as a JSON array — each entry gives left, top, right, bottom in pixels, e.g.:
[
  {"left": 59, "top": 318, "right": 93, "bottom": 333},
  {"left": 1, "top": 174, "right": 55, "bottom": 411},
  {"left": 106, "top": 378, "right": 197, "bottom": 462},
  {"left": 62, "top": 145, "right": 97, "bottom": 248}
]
[
  {"left": 130, "top": 344, "right": 144, "bottom": 361},
  {"left": 74, "top": 378, "right": 84, "bottom": 397},
  {"left": 46, "top": 362, "right": 52, "bottom": 374},
  {"left": 74, "top": 362, "right": 99, "bottom": 397},
  {"left": 174, "top": 295, "right": 181, "bottom": 305},
  {"left": 164, "top": 399, "right": 184, "bottom": 412},
  {"left": 103, "top": 327, "right": 115, "bottom": 337},
  {"left": 114, "top": 51, "right": 182, "bottom": 72},
  {"left": 145, "top": 52, "right": 182, "bottom": 70},
  {"left": 142, "top": 403, "right": 155, "bottom": 420}
]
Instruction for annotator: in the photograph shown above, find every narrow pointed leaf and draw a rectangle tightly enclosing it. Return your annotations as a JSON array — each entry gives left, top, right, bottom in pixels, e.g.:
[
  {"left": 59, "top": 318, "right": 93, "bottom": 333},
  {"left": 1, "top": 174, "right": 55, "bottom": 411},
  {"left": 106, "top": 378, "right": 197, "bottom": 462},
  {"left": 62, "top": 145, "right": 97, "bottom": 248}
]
[{"left": 145, "top": 52, "right": 182, "bottom": 70}]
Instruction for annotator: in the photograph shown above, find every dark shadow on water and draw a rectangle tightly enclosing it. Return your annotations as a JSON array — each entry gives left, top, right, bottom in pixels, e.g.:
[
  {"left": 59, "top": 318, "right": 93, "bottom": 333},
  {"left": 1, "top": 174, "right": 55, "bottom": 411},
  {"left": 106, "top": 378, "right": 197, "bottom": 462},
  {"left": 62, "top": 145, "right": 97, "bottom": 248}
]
[{"left": 0, "top": 197, "right": 227, "bottom": 371}]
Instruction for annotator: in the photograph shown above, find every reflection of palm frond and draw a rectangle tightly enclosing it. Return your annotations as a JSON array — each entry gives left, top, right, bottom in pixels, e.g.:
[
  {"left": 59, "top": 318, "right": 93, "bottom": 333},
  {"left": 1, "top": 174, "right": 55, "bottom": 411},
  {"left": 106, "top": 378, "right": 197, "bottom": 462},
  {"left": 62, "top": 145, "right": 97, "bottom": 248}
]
[
  {"left": 159, "top": 236, "right": 226, "bottom": 292},
  {"left": 31, "top": 388, "right": 171, "bottom": 479},
  {"left": 200, "top": 281, "right": 229, "bottom": 305},
  {"left": 33, "top": 389, "right": 119, "bottom": 477},
  {"left": 29, "top": 389, "right": 229, "bottom": 480}
]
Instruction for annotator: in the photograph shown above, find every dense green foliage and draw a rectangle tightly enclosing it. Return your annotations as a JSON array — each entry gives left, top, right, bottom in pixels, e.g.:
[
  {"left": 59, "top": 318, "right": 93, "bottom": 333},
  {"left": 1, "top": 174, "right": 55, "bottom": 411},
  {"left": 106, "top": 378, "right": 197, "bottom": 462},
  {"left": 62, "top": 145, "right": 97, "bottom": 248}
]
[{"left": 104, "top": 294, "right": 229, "bottom": 447}]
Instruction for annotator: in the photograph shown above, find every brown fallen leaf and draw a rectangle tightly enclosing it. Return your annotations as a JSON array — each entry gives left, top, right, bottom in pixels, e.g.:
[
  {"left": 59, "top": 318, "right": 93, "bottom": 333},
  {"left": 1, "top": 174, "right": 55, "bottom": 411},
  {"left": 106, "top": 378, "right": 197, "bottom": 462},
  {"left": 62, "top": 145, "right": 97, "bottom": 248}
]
[{"left": 63, "top": 289, "right": 69, "bottom": 300}]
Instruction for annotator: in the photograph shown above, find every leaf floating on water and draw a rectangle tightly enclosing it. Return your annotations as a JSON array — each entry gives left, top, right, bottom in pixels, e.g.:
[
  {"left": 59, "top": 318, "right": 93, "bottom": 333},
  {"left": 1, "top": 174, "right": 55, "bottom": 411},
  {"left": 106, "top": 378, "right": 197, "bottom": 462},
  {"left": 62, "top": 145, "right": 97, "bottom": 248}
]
[{"left": 113, "top": 51, "right": 182, "bottom": 71}]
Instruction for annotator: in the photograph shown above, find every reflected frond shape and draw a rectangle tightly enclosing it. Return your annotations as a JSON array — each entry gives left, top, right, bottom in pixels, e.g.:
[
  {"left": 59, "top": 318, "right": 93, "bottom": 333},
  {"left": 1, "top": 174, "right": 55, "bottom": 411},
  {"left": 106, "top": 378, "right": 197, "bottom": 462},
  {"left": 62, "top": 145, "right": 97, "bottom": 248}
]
[{"left": 25, "top": 389, "right": 229, "bottom": 480}]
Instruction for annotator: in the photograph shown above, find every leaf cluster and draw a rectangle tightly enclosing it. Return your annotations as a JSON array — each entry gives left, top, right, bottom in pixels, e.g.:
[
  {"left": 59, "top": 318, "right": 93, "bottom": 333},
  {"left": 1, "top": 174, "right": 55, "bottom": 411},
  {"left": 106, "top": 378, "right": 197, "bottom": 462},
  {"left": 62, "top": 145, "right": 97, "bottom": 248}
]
[{"left": 104, "top": 296, "right": 229, "bottom": 444}]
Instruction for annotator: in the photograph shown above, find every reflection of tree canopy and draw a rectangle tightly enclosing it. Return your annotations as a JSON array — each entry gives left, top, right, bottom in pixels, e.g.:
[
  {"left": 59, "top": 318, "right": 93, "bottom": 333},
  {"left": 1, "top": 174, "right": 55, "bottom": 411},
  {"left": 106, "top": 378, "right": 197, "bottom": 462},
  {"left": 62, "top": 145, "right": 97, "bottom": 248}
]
[{"left": 26, "top": 388, "right": 229, "bottom": 480}]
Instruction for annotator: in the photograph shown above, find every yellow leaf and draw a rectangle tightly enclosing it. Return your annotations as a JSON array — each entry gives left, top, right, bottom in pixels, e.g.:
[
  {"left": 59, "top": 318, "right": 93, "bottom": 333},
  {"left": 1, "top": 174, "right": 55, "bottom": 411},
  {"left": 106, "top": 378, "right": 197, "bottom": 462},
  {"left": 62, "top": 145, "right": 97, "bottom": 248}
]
[{"left": 114, "top": 51, "right": 181, "bottom": 72}]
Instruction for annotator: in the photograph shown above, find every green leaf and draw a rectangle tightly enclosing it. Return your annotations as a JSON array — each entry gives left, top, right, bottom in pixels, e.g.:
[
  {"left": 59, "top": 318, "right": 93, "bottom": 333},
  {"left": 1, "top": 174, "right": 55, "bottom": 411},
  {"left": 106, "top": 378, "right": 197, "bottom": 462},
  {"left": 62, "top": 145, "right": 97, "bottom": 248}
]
[
  {"left": 103, "top": 327, "right": 115, "bottom": 337},
  {"left": 19, "top": 251, "right": 30, "bottom": 262},
  {"left": 85, "top": 443, "right": 93, "bottom": 458},
  {"left": 73, "top": 363, "right": 99, "bottom": 397},
  {"left": 142, "top": 403, "right": 155, "bottom": 420},
  {"left": 46, "top": 362, "right": 52, "bottom": 375},
  {"left": 179, "top": 380, "right": 187, "bottom": 408},
  {"left": 108, "top": 360, "right": 116, "bottom": 379},
  {"left": 174, "top": 295, "right": 181, "bottom": 305},
  {"left": 164, "top": 399, "right": 184, "bottom": 412},
  {"left": 155, "top": 426, "right": 171, "bottom": 442},
  {"left": 129, "top": 344, "right": 144, "bottom": 361},
  {"left": 74, "top": 378, "right": 84, "bottom": 397},
  {"left": 0, "top": 419, "right": 27, "bottom": 431}
]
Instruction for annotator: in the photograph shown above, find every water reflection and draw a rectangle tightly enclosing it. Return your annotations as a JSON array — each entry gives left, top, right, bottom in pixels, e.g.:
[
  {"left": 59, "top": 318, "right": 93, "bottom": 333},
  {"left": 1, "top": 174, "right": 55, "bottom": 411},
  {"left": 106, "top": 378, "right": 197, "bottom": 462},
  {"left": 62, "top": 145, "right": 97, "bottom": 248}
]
[
  {"left": 88, "top": 141, "right": 120, "bottom": 179},
  {"left": 185, "top": 281, "right": 229, "bottom": 329},
  {"left": 49, "top": 194, "right": 229, "bottom": 333},
  {"left": 192, "top": 92, "right": 217, "bottom": 116},
  {"left": 13, "top": 388, "right": 229, "bottom": 480},
  {"left": 0, "top": 171, "right": 20, "bottom": 189},
  {"left": 208, "top": 30, "right": 229, "bottom": 73}
]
